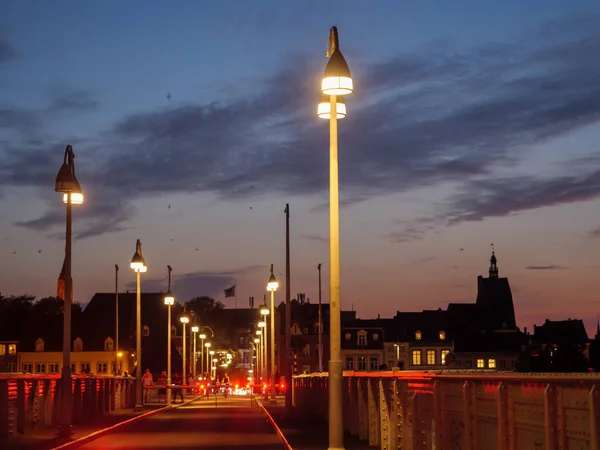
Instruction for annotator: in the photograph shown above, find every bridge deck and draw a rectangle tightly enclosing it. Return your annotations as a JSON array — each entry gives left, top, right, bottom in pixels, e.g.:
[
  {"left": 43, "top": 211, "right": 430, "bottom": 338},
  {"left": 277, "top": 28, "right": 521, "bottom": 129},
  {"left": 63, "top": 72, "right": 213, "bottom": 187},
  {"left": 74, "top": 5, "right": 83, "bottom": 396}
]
[{"left": 71, "top": 396, "right": 286, "bottom": 450}]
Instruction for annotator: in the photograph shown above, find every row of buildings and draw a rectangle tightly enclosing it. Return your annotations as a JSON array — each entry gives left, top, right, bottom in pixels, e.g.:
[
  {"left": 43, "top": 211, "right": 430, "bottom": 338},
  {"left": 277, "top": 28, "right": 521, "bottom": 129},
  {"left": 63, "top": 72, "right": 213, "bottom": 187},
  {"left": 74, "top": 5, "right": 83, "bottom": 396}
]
[{"left": 0, "top": 252, "right": 595, "bottom": 377}]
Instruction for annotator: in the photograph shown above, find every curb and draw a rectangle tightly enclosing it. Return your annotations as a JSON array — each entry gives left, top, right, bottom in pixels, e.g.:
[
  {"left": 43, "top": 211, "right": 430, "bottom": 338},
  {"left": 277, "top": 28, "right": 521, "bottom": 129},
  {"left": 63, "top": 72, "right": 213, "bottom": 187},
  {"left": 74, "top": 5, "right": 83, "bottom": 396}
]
[
  {"left": 49, "top": 395, "right": 202, "bottom": 450},
  {"left": 255, "top": 398, "right": 293, "bottom": 450}
]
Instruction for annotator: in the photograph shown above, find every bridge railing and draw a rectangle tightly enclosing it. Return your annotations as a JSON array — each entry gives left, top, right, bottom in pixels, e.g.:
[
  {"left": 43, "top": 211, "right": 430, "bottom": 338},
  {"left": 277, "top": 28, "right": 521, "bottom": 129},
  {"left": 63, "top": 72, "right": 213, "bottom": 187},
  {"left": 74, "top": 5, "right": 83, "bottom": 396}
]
[
  {"left": 293, "top": 370, "right": 600, "bottom": 450},
  {"left": 0, "top": 374, "right": 136, "bottom": 438}
]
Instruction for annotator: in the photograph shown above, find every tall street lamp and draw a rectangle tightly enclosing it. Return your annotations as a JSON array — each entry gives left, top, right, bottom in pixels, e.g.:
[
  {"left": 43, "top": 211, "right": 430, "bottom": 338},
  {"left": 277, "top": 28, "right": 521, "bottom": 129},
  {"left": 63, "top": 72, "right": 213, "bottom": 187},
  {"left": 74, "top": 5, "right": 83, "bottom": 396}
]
[
  {"left": 191, "top": 326, "right": 199, "bottom": 380},
  {"left": 253, "top": 337, "right": 260, "bottom": 384},
  {"left": 319, "top": 25, "right": 353, "bottom": 450},
  {"left": 115, "top": 264, "right": 119, "bottom": 375},
  {"left": 55, "top": 144, "right": 84, "bottom": 437},
  {"left": 130, "top": 239, "right": 147, "bottom": 410},
  {"left": 205, "top": 342, "right": 211, "bottom": 378},
  {"left": 255, "top": 329, "right": 262, "bottom": 381},
  {"left": 266, "top": 265, "right": 279, "bottom": 403},
  {"left": 164, "top": 265, "right": 175, "bottom": 405},
  {"left": 180, "top": 315, "right": 189, "bottom": 378},
  {"left": 209, "top": 351, "right": 215, "bottom": 379},
  {"left": 317, "top": 263, "right": 323, "bottom": 373},
  {"left": 199, "top": 333, "right": 206, "bottom": 377}
]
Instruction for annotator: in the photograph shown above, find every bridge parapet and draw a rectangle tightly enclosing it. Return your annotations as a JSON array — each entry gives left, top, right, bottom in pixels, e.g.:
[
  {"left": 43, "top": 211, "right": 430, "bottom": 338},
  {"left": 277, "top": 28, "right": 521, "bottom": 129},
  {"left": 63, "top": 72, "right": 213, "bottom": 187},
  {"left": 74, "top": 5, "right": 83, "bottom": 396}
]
[
  {"left": 293, "top": 370, "right": 600, "bottom": 449},
  {"left": 0, "top": 374, "right": 135, "bottom": 438}
]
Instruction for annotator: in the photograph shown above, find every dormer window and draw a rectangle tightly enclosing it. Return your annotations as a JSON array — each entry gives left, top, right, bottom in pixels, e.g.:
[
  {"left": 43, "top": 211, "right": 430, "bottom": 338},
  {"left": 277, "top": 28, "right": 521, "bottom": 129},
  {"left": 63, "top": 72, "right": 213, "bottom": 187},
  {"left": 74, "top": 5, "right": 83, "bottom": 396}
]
[
  {"left": 104, "top": 337, "right": 114, "bottom": 351},
  {"left": 439, "top": 330, "right": 446, "bottom": 340},
  {"left": 73, "top": 337, "right": 83, "bottom": 352},
  {"left": 35, "top": 338, "right": 45, "bottom": 352},
  {"left": 357, "top": 330, "right": 367, "bottom": 346},
  {"left": 171, "top": 325, "right": 177, "bottom": 336},
  {"left": 415, "top": 331, "right": 422, "bottom": 340},
  {"left": 143, "top": 325, "right": 150, "bottom": 337},
  {"left": 291, "top": 324, "right": 301, "bottom": 335}
]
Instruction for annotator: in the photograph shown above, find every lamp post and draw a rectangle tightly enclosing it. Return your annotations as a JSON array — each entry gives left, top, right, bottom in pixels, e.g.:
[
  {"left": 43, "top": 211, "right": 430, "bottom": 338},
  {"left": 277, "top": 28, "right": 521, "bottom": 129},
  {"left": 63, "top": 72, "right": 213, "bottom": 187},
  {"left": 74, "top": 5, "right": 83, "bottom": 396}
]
[
  {"left": 319, "top": 26, "right": 353, "bottom": 450},
  {"left": 253, "top": 337, "right": 260, "bottom": 384},
  {"left": 55, "top": 144, "right": 84, "bottom": 437},
  {"left": 180, "top": 315, "right": 189, "bottom": 378},
  {"left": 318, "top": 263, "right": 323, "bottom": 373},
  {"left": 266, "top": 265, "right": 279, "bottom": 403},
  {"left": 130, "top": 239, "right": 148, "bottom": 410},
  {"left": 209, "top": 351, "right": 215, "bottom": 379},
  {"left": 164, "top": 266, "right": 175, "bottom": 405},
  {"left": 199, "top": 334, "right": 206, "bottom": 377},
  {"left": 191, "top": 326, "right": 199, "bottom": 380},
  {"left": 115, "top": 264, "right": 119, "bottom": 375},
  {"left": 205, "top": 343, "right": 211, "bottom": 379},
  {"left": 255, "top": 329, "right": 263, "bottom": 381}
]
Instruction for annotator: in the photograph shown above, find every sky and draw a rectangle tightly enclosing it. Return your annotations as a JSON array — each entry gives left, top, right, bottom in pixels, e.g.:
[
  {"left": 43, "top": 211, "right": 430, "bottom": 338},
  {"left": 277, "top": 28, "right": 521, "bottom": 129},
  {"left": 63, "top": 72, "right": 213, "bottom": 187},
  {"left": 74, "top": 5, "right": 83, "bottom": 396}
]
[{"left": 1, "top": 0, "right": 600, "bottom": 335}]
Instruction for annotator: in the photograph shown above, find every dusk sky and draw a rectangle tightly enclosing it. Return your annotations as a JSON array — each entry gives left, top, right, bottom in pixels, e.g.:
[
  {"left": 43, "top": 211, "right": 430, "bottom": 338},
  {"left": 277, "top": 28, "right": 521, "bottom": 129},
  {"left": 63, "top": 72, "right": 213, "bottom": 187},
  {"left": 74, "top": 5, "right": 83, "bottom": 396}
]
[{"left": 1, "top": 1, "right": 600, "bottom": 334}]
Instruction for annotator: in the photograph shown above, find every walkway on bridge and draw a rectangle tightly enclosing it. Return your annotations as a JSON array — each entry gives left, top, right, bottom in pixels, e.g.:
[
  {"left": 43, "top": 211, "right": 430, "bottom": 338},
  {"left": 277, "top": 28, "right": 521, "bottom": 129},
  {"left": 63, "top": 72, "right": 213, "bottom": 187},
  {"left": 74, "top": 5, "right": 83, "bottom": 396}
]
[{"left": 70, "top": 396, "right": 286, "bottom": 450}]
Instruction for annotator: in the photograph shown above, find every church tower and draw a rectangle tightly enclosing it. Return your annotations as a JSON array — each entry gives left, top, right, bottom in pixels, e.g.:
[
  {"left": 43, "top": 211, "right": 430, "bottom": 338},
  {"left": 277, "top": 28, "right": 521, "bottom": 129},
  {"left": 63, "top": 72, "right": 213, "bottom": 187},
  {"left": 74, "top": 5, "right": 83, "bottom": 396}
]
[
  {"left": 489, "top": 251, "right": 499, "bottom": 278},
  {"left": 476, "top": 247, "right": 517, "bottom": 330}
]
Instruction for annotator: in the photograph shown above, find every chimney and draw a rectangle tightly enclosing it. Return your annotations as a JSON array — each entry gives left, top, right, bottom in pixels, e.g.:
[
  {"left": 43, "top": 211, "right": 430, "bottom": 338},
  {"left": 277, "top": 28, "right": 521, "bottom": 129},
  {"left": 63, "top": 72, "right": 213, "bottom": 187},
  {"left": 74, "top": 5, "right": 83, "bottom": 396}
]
[
  {"left": 524, "top": 326, "right": 527, "bottom": 335},
  {"left": 378, "top": 313, "right": 380, "bottom": 319}
]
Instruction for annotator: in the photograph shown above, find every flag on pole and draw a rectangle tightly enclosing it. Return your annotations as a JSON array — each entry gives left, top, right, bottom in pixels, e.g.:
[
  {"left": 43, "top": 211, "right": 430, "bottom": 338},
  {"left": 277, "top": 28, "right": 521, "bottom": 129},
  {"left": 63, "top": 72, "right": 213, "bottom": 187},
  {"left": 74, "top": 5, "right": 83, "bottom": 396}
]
[{"left": 224, "top": 285, "right": 236, "bottom": 298}]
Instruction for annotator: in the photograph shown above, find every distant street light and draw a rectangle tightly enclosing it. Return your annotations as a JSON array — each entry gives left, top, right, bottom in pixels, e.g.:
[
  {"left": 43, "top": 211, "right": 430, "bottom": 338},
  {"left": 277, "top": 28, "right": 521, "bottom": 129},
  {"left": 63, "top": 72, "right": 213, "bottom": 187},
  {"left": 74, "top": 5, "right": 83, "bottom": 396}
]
[
  {"left": 180, "top": 315, "right": 190, "bottom": 378},
  {"left": 164, "top": 266, "right": 175, "bottom": 405},
  {"left": 266, "top": 265, "right": 279, "bottom": 403},
  {"left": 205, "top": 342, "right": 211, "bottom": 378},
  {"left": 191, "top": 326, "right": 199, "bottom": 380},
  {"left": 318, "top": 26, "right": 353, "bottom": 450},
  {"left": 199, "top": 333, "right": 206, "bottom": 377},
  {"left": 130, "top": 239, "right": 147, "bottom": 409},
  {"left": 55, "top": 144, "right": 84, "bottom": 437}
]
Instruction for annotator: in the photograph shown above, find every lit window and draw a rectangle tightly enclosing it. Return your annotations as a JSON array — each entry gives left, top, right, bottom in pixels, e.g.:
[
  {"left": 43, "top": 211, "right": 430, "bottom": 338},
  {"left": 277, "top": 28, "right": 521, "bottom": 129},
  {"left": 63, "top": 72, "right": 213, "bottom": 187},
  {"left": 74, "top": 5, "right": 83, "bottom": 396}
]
[
  {"left": 0, "top": 345, "right": 5, "bottom": 355},
  {"left": 8, "top": 344, "right": 16, "bottom": 355},
  {"left": 426, "top": 350, "right": 436, "bottom": 365},
  {"left": 104, "top": 337, "right": 114, "bottom": 351},
  {"left": 488, "top": 358, "right": 496, "bottom": 368},
  {"left": 477, "top": 359, "right": 485, "bottom": 368},
  {"left": 303, "top": 344, "right": 310, "bottom": 357},
  {"left": 345, "top": 357, "right": 354, "bottom": 370},
  {"left": 143, "top": 325, "right": 150, "bottom": 336},
  {"left": 412, "top": 350, "right": 421, "bottom": 365},
  {"left": 415, "top": 331, "right": 422, "bottom": 340},
  {"left": 439, "top": 330, "right": 446, "bottom": 340},
  {"left": 358, "top": 356, "right": 366, "bottom": 370},
  {"left": 441, "top": 350, "right": 450, "bottom": 364},
  {"left": 171, "top": 325, "right": 177, "bottom": 336}
]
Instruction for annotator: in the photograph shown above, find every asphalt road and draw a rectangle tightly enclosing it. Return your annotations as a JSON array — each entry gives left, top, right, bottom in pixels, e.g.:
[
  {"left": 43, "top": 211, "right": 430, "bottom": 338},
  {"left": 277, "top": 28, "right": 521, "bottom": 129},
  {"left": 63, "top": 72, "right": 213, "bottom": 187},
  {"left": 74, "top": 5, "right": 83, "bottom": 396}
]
[{"left": 77, "top": 396, "right": 286, "bottom": 450}]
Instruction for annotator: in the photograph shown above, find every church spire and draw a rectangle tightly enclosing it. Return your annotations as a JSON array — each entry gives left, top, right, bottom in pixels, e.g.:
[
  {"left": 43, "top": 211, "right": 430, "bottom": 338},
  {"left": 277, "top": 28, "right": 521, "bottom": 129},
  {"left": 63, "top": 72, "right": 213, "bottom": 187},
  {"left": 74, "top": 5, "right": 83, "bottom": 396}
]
[{"left": 489, "top": 244, "right": 499, "bottom": 278}]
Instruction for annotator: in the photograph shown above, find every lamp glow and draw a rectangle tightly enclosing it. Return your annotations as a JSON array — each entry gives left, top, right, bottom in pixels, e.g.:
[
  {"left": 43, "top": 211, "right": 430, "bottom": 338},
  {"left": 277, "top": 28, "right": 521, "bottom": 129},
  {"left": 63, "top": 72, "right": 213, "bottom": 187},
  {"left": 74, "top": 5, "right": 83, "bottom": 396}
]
[
  {"left": 318, "top": 95, "right": 346, "bottom": 119},
  {"left": 199, "top": 333, "right": 206, "bottom": 339},
  {"left": 260, "top": 304, "right": 270, "bottom": 315},
  {"left": 192, "top": 326, "right": 199, "bottom": 333},
  {"left": 180, "top": 316, "right": 189, "bottom": 324},
  {"left": 164, "top": 292, "right": 175, "bottom": 305}
]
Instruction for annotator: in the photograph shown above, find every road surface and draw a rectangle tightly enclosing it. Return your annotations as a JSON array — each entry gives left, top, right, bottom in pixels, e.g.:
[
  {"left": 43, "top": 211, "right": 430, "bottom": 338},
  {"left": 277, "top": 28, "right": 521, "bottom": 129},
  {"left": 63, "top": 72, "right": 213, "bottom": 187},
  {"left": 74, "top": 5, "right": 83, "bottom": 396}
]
[{"left": 77, "top": 396, "right": 286, "bottom": 450}]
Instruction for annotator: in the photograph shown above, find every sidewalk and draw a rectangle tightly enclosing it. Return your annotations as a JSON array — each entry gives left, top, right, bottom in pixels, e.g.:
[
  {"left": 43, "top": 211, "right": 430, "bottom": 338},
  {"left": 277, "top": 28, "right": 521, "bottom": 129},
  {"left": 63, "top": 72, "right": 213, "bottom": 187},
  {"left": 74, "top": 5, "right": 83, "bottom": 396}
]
[
  {"left": 260, "top": 397, "right": 374, "bottom": 450},
  {"left": 3, "top": 405, "right": 165, "bottom": 450}
]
